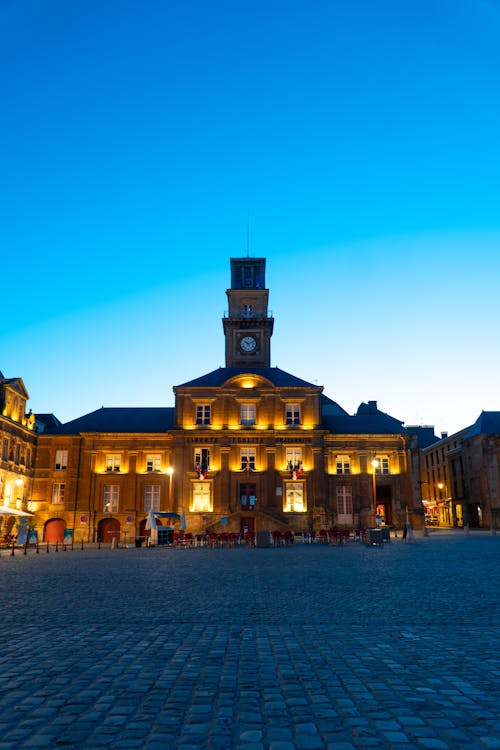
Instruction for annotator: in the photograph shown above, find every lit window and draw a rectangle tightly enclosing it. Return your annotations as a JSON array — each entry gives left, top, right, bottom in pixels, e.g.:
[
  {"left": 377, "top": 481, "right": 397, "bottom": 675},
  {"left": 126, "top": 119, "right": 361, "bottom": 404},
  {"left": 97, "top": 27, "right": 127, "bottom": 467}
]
[
  {"left": 144, "top": 485, "right": 160, "bottom": 512},
  {"left": 146, "top": 455, "right": 161, "bottom": 472},
  {"left": 336, "top": 455, "right": 350, "bottom": 475},
  {"left": 194, "top": 447, "right": 210, "bottom": 475},
  {"left": 240, "top": 448, "right": 256, "bottom": 470},
  {"left": 103, "top": 485, "right": 119, "bottom": 513},
  {"left": 191, "top": 481, "right": 212, "bottom": 512},
  {"left": 240, "top": 404, "right": 256, "bottom": 425},
  {"left": 55, "top": 450, "right": 68, "bottom": 471},
  {"left": 106, "top": 455, "right": 121, "bottom": 472},
  {"left": 285, "top": 404, "right": 301, "bottom": 426},
  {"left": 337, "top": 486, "right": 353, "bottom": 523},
  {"left": 52, "top": 483, "right": 65, "bottom": 505},
  {"left": 284, "top": 482, "right": 306, "bottom": 512},
  {"left": 374, "top": 457, "right": 389, "bottom": 475},
  {"left": 286, "top": 447, "right": 302, "bottom": 469},
  {"left": 196, "top": 405, "right": 211, "bottom": 425}
]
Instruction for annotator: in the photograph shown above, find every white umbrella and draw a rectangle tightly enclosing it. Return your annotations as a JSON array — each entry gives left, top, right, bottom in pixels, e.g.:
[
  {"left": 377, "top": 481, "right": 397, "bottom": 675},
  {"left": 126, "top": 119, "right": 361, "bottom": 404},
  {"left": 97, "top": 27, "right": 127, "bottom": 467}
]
[
  {"left": 180, "top": 508, "right": 187, "bottom": 531},
  {"left": 145, "top": 509, "right": 157, "bottom": 530},
  {"left": 0, "top": 506, "right": 34, "bottom": 517}
]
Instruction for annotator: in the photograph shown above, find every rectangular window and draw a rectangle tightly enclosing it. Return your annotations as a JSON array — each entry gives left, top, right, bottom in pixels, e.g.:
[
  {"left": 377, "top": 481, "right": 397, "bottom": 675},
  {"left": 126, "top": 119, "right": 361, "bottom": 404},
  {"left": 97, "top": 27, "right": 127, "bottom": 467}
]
[
  {"left": 1, "top": 439, "right": 8, "bottom": 461},
  {"left": 191, "top": 481, "right": 212, "bottom": 512},
  {"left": 105, "top": 455, "right": 121, "bottom": 472},
  {"left": 52, "top": 483, "right": 65, "bottom": 505},
  {"left": 103, "top": 485, "right": 119, "bottom": 513},
  {"left": 26, "top": 448, "right": 31, "bottom": 469},
  {"left": 196, "top": 404, "right": 211, "bottom": 425},
  {"left": 337, "top": 486, "right": 353, "bottom": 524},
  {"left": 55, "top": 450, "right": 68, "bottom": 471},
  {"left": 240, "top": 447, "right": 256, "bottom": 470},
  {"left": 240, "top": 404, "right": 256, "bottom": 425},
  {"left": 284, "top": 482, "right": 305, "bottom": 512},
  {"left": 146, "top": 455, "right": 161, "bottom": 472},
  {"left": 14, "top": 444, "right": 20, "bottom": 465},
  {"left": 336, "top": 455, "right": 351, "bottom": 475},
  {"left": 285, "top": 404, "right": 301, "bottom": 425},
  {"left": 144, "top": 485, "right": 160, "bottom": 512},
  {"left": 285, "top": 447, "right": 302, "bottom": 471},
  {"left": 375, "top": 457, "right": 389, "bottom": 475},
  {"left": 194, "top": 447, "right": 211, "bottom": 473}
]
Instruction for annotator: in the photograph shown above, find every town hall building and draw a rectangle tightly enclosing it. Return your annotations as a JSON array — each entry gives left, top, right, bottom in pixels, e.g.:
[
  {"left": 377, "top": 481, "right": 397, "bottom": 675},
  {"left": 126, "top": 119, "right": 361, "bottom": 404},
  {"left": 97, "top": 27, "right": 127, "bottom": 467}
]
[{"left": 22, "top": 257, "right": 421, "bottom": 543}]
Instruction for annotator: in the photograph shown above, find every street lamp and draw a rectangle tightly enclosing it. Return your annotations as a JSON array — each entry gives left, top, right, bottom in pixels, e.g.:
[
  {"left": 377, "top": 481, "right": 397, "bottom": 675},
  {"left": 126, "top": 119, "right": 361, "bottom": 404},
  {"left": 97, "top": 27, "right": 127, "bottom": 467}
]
[
  {"left": 166, "top": 466, "right": 174, "bottom": 511},
  {"left": 371, "top": 459, "right": 379, "bottom": 521}
]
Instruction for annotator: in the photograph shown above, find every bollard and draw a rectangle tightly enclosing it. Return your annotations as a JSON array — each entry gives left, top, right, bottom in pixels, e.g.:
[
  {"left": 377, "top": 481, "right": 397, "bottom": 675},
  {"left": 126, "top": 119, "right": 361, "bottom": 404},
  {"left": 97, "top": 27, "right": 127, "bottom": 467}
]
[
  {"left": 36, "top": 543, "right": 39, "bottom": 554},
  {"left": 81, "top": 539, "right": 84, "bottom": 550},
  {"left": 63, "top": 544, "right": 66, "bottom": 551},
  {"left": 46, "top": 542, "right": 49, "bottom": 553},
  {"left": 55, "top": 541, "right": 59, "bottom": 552},
  {"left": 11, "top": 542, "right": 15, "bottom": 556}
]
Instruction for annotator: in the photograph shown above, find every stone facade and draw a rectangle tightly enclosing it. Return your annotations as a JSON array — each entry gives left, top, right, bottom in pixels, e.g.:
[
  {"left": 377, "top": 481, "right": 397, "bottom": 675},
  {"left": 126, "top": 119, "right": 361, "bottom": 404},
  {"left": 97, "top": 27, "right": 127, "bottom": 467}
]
[{"left": 14, "top": 257, "right": 427, "bottom": 543}]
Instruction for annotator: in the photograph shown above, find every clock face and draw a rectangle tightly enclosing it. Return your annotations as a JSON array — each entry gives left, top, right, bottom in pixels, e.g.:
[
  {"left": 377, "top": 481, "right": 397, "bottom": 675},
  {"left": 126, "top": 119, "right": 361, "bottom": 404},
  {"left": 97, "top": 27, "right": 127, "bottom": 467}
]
[{"left": 240, "top": 335, "right": 257, "bottom": 352}]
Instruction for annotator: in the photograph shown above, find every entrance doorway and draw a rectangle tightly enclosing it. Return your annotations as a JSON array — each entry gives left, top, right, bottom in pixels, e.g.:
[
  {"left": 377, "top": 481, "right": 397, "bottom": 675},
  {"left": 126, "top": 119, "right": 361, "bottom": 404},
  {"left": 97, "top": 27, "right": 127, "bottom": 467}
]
[
  {"left": 240, "top": 483, "right": 256, "bottom": 511},
  {"left": 44, "top": 518, "right": 66, "bottom": 543},
  {"left": 98, "top": 517, "right": 120, "bottom": 543},
  {"left": 375, "top": 485, "right": 393, "bottom": 525}
]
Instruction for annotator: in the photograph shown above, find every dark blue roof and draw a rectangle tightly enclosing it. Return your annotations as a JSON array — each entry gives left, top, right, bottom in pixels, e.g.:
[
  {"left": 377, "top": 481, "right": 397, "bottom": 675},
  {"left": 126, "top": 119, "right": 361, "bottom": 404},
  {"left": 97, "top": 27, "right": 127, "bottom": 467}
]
[
  {"left": 323, "top": 414, "right": 406, "bottom": 435},
  {"left": 176, "top": 367, "right": 321, "bottom": 389},
  {"left": 465, "top": 411, "right": 500, "bottom": 439},
  {"left": 47, "top": 407, "right": 175, "bottom": 434}
]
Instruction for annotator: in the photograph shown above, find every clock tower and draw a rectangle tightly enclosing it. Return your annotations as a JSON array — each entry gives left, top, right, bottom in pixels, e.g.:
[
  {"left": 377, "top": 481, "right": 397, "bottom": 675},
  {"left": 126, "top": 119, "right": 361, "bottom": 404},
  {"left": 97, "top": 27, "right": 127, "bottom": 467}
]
[{"left": 223, "top": 257, "right": 274, "bottom": 367}]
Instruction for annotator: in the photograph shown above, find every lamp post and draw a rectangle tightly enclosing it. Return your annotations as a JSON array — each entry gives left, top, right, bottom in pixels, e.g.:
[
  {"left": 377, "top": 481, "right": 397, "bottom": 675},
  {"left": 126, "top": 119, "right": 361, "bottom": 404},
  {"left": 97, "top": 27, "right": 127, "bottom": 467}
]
[
  {"left": 371, "top": 459, "right": 379, "bottom": 522},
  {"left": 166, "top": 467, "right": 174, "bottom": 511}
]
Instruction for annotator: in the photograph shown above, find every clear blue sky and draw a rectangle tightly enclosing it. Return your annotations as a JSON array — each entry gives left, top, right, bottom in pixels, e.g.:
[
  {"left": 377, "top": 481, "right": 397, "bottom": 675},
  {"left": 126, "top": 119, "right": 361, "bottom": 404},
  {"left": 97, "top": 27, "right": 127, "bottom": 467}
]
[{"left": 1, "top": 0, "right": 500, "bottom": 436}]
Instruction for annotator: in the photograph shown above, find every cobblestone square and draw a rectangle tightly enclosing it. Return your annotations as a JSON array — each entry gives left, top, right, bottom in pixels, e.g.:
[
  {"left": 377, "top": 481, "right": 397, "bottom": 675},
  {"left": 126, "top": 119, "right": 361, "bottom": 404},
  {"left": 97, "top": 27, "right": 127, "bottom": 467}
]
[{"left": 0, "top": 531, "right": 499, "bottom": 749}]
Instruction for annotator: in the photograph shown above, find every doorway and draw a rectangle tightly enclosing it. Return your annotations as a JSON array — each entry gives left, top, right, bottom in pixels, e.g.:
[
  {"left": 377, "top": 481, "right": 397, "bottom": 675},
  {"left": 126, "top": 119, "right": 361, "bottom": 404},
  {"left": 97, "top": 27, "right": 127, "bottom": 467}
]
[
  {"left": 240, "top": 483, "right": 256, "bottom": 510},
  {"left": 375, "top": 485, "right": 393, "bottom": 525}
]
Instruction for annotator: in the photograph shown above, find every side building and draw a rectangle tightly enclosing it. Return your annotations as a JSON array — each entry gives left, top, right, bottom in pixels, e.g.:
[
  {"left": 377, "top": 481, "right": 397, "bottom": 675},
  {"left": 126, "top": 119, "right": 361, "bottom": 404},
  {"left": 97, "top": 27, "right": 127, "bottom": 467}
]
[
  {"left": 31, "top": 257, "right": 421, "bottom": 543},
  {"left": 0, "top": 373, "right": 38, "bottom": 539},
  {"left": 420, "top": 412, "right": 500, "bottom": 529}
]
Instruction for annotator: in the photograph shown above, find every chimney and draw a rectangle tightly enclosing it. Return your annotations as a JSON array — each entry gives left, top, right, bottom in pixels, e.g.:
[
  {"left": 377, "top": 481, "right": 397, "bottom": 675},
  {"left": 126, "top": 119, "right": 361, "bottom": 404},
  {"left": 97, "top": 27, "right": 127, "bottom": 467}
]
[{"left": 441, "top": 431, "right": 448, "bottom": 440}]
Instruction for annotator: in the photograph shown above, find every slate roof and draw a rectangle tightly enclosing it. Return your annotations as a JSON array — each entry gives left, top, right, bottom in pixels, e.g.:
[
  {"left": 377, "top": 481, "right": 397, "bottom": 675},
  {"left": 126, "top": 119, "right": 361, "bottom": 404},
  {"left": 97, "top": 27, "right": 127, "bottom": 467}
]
[
  {"left": 322, "top": 402, "right": 406, "bottom": 435},
  {"left": 35, "top": 414, "right": 62, "bottom": 433},
  {"left": 47, "top": 407, "right": 175, "bottom": 435},
  {"left": 464, "top": 411, "right": 500, "bottom": 439},
  {"left": 176, "top": 367, "right": 322, "bottom": 389}
]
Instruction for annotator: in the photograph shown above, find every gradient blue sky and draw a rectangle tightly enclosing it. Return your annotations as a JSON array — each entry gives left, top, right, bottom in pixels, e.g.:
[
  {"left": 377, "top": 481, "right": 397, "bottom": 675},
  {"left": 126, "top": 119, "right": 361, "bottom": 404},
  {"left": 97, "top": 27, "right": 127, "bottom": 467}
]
[{"left": 1, "top": 0, "right": 500, "bottom": 436}]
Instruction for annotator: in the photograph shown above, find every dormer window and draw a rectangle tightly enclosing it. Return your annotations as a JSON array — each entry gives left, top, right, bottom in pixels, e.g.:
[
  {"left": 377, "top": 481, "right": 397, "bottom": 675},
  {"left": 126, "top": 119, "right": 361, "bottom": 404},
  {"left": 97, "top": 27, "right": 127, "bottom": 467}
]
[
  {"left": 285, "top": 404, "right": 301, "bottom": 426},
  {"left": 240, "top": 404, "right": 256, "bottom": 425},
  {"left": 196, "top": 404, "right": 211, "bottom": 425}
]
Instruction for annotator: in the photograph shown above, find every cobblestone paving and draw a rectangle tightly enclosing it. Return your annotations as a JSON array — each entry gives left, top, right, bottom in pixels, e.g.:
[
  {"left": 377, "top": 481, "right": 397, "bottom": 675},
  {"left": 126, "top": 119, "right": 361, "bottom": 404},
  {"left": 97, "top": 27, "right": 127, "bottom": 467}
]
[{"left": 0, "top": 531, "right": 499, "bottom": 749}]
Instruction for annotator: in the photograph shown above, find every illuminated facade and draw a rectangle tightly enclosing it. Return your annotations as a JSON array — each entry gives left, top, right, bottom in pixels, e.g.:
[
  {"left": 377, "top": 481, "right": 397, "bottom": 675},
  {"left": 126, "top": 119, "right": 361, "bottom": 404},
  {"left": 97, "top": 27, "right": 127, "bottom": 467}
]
[
  {"left": 419, "top": 413, "right": 500, "bottom": 529},
  {"left": 0, "top": 373, "right": 37, "bottom": 538},
  {"left": 29, "top": 257, "right": 421, "bottom": 542}
]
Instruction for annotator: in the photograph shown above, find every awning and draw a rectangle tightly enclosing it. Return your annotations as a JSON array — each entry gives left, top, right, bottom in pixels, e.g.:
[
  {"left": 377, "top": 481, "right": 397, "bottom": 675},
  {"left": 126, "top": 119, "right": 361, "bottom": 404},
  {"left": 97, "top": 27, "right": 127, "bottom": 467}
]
[
  {"left": 0, "top": 506, "right": 34, "bottom": 517},
  {"left": 154, "top": 512, "right": 180, "bottom": 519}
]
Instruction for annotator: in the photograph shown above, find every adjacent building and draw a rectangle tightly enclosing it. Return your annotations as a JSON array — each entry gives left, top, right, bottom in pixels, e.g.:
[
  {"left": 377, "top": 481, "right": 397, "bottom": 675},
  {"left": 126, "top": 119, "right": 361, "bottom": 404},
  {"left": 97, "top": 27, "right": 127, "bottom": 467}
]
[
  {"left": 420, "top": 413, "right": 500, "bottom": 529},
  {"left": 0, "top": 373, "right": 37, "bottom": 538}
]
